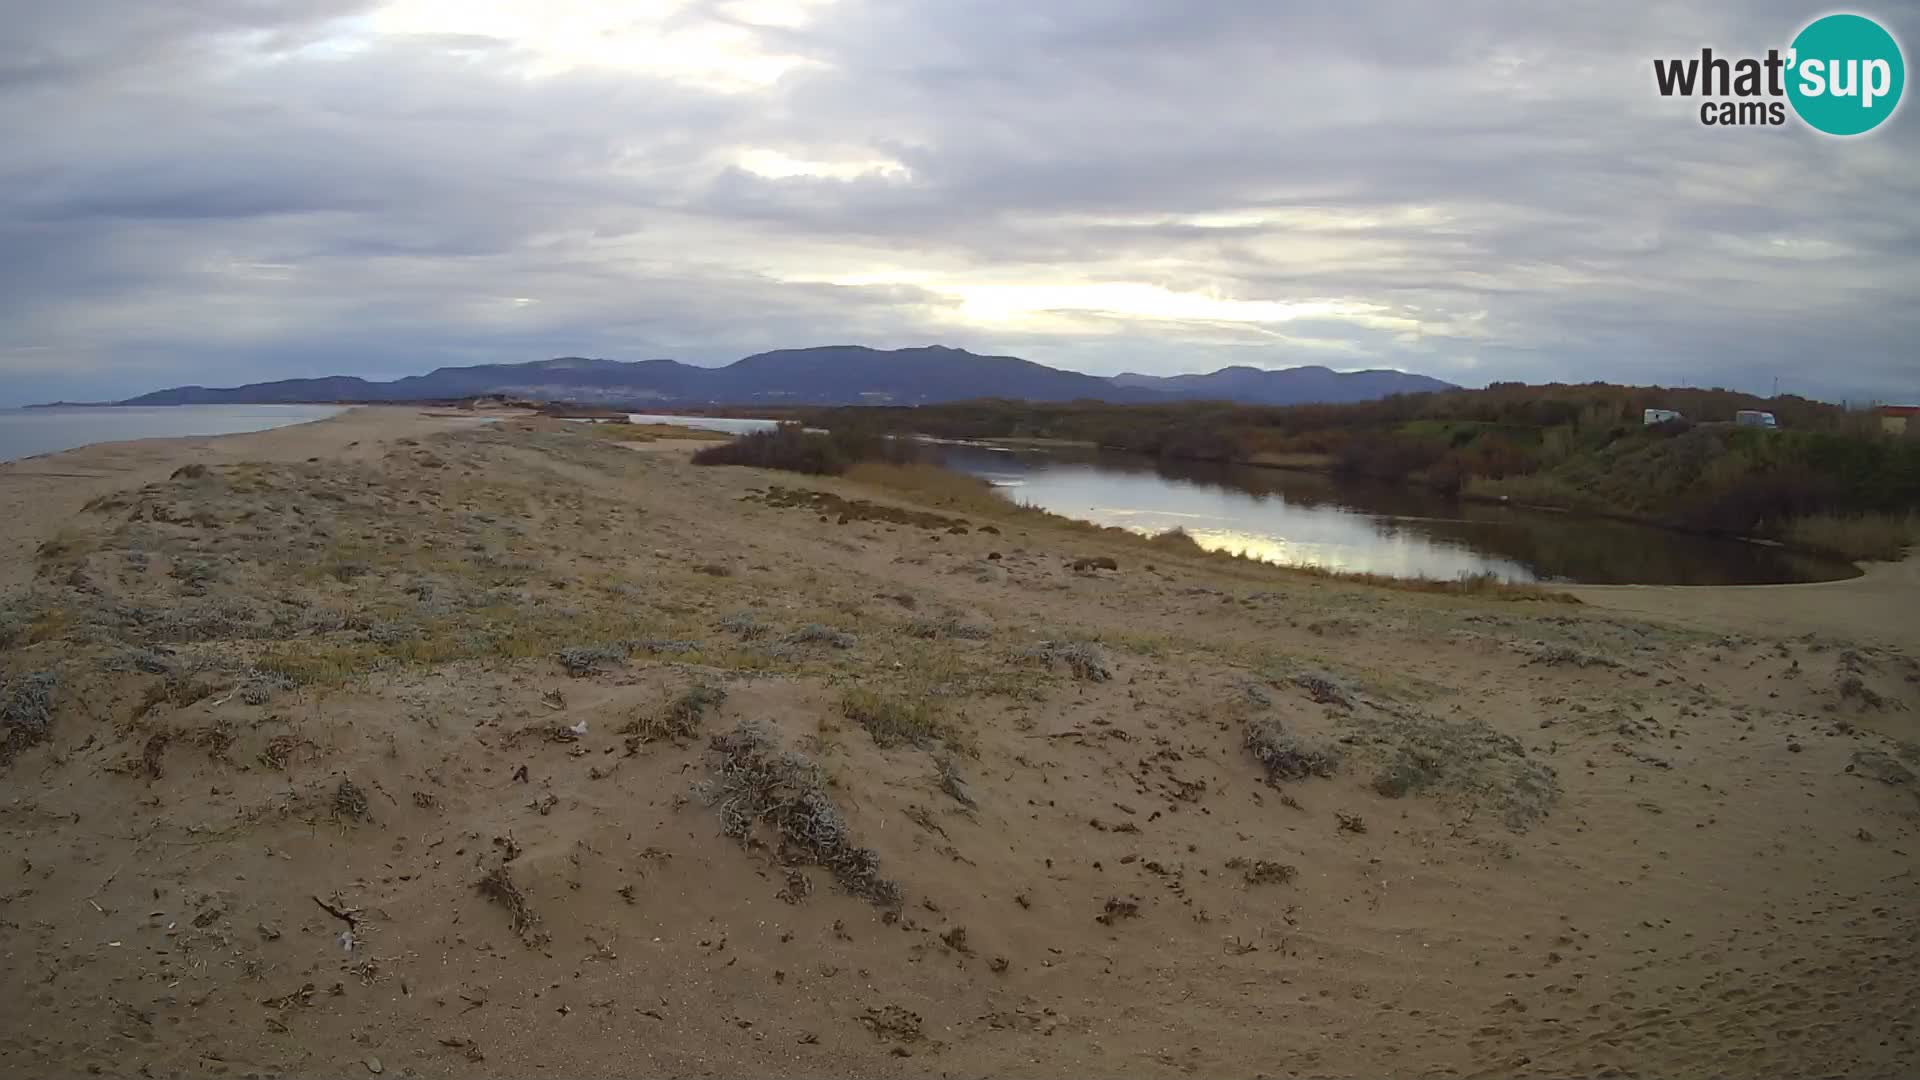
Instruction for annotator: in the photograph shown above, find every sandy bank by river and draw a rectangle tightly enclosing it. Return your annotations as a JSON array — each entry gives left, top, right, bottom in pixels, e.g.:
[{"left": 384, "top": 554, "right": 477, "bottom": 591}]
[{"left": 1574, "top": 552, "right": 1918, "bottom": 653}]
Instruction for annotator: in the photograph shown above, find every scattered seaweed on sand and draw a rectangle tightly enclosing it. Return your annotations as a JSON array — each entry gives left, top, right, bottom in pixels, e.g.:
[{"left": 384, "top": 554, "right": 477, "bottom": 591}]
[
  {"left": 699, "top": 720, "right": 901, "bottom": 906},
  {"left": 858, "top": 1004, "right": 924, "bottom": 1043},
  {"left": 477, "top": 863, "right": 547, "bottom": 946},
  {"left": 259, "top": 734, "right": 306, "bottom": 772},
  {"left": 332, "top": 777, "right": 371, "bottom": 822},
  {"left": 260, "top": 983, "right": 317, "bottom": 1009},
  {"left": 1225, "top": 857, "right": 1297, "bottom": 885},
  {"left": 1095, "top": 897, "right": 1141, "bottom": 926}
]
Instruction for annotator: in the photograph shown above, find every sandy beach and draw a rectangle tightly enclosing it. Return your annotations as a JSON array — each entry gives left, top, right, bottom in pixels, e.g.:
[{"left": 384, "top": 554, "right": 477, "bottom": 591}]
[{"left": 2, "top": 413, "right": 1915, "bottom": 1078}]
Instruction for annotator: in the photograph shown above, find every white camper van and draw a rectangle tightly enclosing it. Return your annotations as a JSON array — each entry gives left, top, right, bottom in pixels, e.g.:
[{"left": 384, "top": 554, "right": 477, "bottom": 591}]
[{"left": 1643, "top": 408, "right": 1683, "bottom": 425}]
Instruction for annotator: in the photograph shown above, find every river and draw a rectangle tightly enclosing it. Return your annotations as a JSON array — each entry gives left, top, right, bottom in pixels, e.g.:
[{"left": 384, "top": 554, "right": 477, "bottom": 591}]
[{"left": 929, "top": 442, "right": 1856, "bottom": 586}]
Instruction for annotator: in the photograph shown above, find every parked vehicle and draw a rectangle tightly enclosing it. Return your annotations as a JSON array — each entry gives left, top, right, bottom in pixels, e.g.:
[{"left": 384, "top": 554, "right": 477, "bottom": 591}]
[
  {"left": 1643, "top": 408, "right": 1683, "bottom": 424},
  {"left": 1735, "top": 410, "right": 1778, "bottom": 429}
]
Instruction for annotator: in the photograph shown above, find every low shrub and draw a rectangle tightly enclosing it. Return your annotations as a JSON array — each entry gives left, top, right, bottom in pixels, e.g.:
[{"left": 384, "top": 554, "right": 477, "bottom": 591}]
[
  {"left": 1783, "top": 511, "right": 1918, "bottom": 562},
  {"left": 1, "top": 670, "right": 58, "bottom": 767},
  {"left": 700, "top": 720, "right": 900, "bottom": 905},
  {"left": 1244, "top": 716, "right": 1340, "bottom": 782},
  {"left": 693, "top": 424, "right": 920, "bottom": 476}
]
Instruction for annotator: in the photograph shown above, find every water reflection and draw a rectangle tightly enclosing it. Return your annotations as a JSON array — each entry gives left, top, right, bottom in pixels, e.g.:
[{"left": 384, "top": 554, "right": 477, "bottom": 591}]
[
  {"left": 625, "top": 413, "right": 783, "bottom": 435},
  {"left": 933, "top": 444, "right": 1856, "bottom": 586}
]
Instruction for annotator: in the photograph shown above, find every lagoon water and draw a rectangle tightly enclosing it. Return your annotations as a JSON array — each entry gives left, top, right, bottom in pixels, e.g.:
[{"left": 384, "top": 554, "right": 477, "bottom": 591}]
[
  {"left": 931, "top": 443, "right": 1857, "bottom": 586},
  {"left": 0, "top": 405, "right": 349, "bottom": 463},
  {"left": 625, "top": 413, "right": 782, "bottom": 435}
]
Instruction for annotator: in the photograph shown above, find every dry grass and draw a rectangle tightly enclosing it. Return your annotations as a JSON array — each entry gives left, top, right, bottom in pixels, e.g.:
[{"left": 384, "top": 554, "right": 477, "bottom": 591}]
[
  {"left": 838, "top": 687, "right": 957, "bottom": 750},
  {"left": 1783, "top": 512, "right": 1918, "bottom": 563},
  {"left": 623, "top": 684, "right": 727, "bottom": 744},
  {"left": 844, "top": 463, "right": 1011, "bottom": 516},
  {"left": 582, "top": 422, "right": 731, "bottom": 443},
  {"left": 1280, "top": 565, "right": 1580, "bottom": 602}
]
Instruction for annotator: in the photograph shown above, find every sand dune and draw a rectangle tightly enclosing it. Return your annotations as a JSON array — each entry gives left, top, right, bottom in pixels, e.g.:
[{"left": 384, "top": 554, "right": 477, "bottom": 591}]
[{"left": 2, "top": 415, "right": 1915, "bottom": 1077}]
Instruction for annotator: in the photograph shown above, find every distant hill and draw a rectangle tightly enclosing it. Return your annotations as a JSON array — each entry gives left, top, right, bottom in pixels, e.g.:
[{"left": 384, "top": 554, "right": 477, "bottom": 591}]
[
  {"left": 115, "top": 346, "right": 1454, "bottom": 408},
  {"left": 1112, "top": 365, "right": 1457, "bottom": 404}
]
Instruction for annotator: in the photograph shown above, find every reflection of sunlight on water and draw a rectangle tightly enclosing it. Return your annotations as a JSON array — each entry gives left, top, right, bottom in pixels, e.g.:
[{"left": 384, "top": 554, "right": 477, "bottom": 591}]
[
  {"left": 1172, "top": 527, "right": 1534, "bottom": 582},
  {"left": 996, "top": 468, "right": 1538, "bottom": 583},
  {"left": 1095, "top": 507, "right": 1209, "bottom": 520},
  {"left": 932, "top": 442, "right": 1853, "bottom": 586}
]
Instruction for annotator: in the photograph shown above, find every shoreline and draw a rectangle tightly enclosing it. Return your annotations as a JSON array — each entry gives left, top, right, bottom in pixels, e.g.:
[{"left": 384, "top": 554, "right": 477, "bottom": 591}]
[{"left": 1570, "top": 549, "right": 1919, "bottom": 652}]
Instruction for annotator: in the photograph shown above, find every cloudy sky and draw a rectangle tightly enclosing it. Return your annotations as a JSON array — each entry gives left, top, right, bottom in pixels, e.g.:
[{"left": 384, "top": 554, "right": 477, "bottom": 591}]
[{"left": 2, "top": 1, "right": 1915, "bottom": 406}]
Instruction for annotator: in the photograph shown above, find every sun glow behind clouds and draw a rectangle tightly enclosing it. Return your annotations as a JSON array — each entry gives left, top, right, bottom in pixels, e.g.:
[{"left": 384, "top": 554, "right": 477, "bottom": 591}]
[
  {"left": 941, "top": 283, "right": 1404, "bottom": 328},
  {"left": 796, "top": 270, "right": 1458, "bottom": 340},
  {"left": 367, "top": 0, "right": 829, "bottom": 86},
  {"left": 735, "top": 149, "right": 911, "bottom": 181}
]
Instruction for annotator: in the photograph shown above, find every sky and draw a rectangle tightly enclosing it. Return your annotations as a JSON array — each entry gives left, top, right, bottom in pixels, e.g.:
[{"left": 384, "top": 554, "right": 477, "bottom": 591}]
[{"left": 1, "top": 1, "right": 1916, "bottom": 406}]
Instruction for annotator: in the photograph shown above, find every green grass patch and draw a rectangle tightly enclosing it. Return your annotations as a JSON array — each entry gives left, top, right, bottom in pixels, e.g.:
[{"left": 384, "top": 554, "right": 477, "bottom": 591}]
[{"left": 838, "top": 687, "right": 958, "bottom": 750}]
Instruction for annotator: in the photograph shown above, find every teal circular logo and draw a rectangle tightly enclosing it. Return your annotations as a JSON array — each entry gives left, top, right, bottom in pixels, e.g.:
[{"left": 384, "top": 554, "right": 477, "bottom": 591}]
[{"left": 1787, "top": 13, "right": 1905, "bottom": 135}]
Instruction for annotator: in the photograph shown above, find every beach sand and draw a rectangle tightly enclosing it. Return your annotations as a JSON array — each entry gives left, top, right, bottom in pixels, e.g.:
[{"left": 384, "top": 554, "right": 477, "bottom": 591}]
[{"left": 1, "top": 414, "right": 1914, "bottom": 1078}]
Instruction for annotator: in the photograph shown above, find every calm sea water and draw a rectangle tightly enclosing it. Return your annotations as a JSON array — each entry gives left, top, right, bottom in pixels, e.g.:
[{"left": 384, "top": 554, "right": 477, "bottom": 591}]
[
  {"left": 931, "top": 443, "right": 1857, "bottom": 586},
  {"left": 0, "top": 405, "right": 349, "bottom": 463}
]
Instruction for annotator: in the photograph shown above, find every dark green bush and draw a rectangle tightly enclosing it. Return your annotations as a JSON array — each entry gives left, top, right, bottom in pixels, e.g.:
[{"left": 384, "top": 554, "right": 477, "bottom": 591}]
[{"left": 691, "top": 423, "right": 920, "bottom": 476}]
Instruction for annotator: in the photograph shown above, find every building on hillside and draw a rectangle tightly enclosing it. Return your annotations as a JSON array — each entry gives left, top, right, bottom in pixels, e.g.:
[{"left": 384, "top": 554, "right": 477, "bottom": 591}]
[{"left": 1879, "top": 404, "right": 1920, "bottom": 436}]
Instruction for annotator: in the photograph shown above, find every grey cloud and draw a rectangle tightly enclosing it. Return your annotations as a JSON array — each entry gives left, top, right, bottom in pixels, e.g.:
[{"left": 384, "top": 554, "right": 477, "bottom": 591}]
[{"left": 0, "top": 0, "right": 1915, "bottom": 405}]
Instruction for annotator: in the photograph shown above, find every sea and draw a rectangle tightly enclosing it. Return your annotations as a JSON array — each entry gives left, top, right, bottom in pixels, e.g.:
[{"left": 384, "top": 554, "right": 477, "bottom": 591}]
[{"left": 0, "top": 405, "right": 349, "bottom": 463}]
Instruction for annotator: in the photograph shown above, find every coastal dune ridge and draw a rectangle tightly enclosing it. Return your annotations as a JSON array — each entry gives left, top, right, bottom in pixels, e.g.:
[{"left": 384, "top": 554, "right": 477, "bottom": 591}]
[{"left": 0, "top": 408, "right": 1915, "bottom": 1077}]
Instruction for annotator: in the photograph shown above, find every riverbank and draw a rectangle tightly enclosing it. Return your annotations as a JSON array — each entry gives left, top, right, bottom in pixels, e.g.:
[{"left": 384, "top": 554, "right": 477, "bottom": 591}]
[
  {"left": 1573, "top": 551, "right": 1920, "bottom": 653},
  {"left": 799, "top": 396, "right": 1920, "bottom": 563},
  {"left": 3, "top": 416, "right": 1915, "bottom": 1078}
]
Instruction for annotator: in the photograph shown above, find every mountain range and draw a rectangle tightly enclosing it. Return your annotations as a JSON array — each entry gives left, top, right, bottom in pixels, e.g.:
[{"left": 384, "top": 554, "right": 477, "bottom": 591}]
[{"left": 112, "top": 346, "right": 1455, "bottom": 408}]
